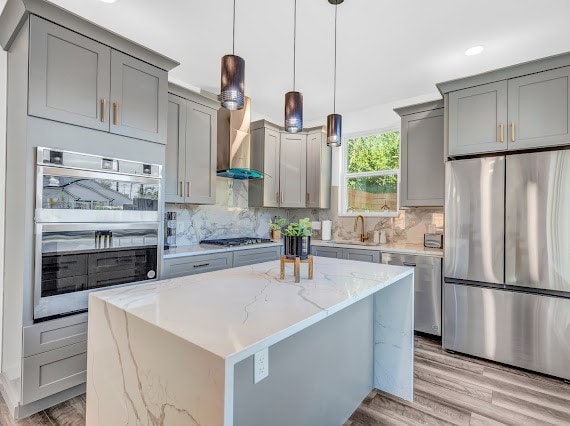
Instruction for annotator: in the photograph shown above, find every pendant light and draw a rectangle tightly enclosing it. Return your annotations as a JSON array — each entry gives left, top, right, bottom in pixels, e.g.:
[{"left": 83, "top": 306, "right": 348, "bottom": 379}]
[
  {"left": 220, "top": 0, "right": 245, "bottom": 110},
  {"left": 327, "top": 0, "right": 343, "bottom": 147},
  {"left": 284, "top": 0, "right": 303, "bottom": 133}
]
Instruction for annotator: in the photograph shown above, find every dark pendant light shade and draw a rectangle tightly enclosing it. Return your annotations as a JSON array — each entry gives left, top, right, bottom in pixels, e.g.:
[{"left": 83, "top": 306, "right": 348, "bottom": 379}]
[
  {"left": 327, "top": 113, "right": 342, "bottom": 146},
  {"left": 285, "top": 91, "right": 303, "bottom": 133},
  {"left": 220, "top": 54, "right": 245, "bottom": 110}
]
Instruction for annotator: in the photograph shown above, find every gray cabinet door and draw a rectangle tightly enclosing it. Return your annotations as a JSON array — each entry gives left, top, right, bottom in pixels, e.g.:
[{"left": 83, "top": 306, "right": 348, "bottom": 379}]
[
  {"left": 28, "top": 16, "right": 111, "bottom": 131},
  {"left": 342, "top": 248, "right": 380, "bottom": 263},
  {"left": 263, "top": 128, "right": 281, "bottom": 207},
  {"left": 448, "top": 81, "right": 508, "bottom": 156},
  {"left": 110, "top": 51, "right": 167, "bottom": 143},
  {"left": 400, "top": 109, "right": 444, "bottom": 206},
  {"left": 233, "top": 246, "right": 281, "bottom": 267},
  {"left": 163, "top": 252, "right": 233, "bottom": 279},
  {"left": 185, "top": 101, "right": 217, "bottom": 204},
  {"left": 22, "top": 341, "right": 87, "bottom": 405},
  {"left": 279, "top": 133, "right": 307, "bottom": 208},
  {"left": 306, "top": 130, "right": 332, "bottom": 209},
  {"left": 165, "top": 94, "right": 186, "bottom": 203},
  {"left": 311, "top": 246, "right": 343, "bottom": 259},
  {"left": 23, "top": 313, "right": 88, "bottom": 357},
  {"left": 507, "top": 66, "right": 570, "bottom": 150}
]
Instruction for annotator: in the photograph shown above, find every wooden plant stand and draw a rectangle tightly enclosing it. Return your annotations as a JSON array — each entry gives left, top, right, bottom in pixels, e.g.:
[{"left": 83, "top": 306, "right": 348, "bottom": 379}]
[{"left": 280, "top": 255, "right": 314, "bottom": 283}]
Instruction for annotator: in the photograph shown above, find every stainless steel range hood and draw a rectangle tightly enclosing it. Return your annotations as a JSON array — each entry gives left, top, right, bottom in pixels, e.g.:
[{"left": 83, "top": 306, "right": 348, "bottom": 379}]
[{"left": 217, "top": 97, "right": 263, "bottom": 180}]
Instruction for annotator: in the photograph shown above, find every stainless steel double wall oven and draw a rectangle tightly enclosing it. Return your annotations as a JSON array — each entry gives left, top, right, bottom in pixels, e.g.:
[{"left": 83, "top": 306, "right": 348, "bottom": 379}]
[{"left": 34, "top": 147, "right": 162, "bottom": 321}]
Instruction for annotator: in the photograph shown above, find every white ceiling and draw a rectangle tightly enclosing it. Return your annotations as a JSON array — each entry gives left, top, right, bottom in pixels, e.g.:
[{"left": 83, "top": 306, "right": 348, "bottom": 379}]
[{"left": 37, "top": 0, "right": 570, "bottom": 131}]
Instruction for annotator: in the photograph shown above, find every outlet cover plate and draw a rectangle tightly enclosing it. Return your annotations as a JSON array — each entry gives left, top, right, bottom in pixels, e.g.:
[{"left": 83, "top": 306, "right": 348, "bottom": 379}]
[{"left": 254, "top": 348, "right": 269, "bottom": 384}]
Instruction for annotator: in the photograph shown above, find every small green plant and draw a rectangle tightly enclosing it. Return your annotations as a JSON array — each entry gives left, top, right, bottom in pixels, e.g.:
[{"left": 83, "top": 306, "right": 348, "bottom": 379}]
[
  {"left": 269, "top": 216, "right": 286, "bottom": 231},
  {"left": 284, "top": 218, "right": 312, "bottom": 237}
]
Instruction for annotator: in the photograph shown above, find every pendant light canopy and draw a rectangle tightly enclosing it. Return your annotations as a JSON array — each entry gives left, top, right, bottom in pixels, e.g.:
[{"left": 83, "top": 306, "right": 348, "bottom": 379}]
[
  {"left": 327, "top": 0, "right": 343, "bottom": 146},
  {"left": 284, "top": 0, "right": 303, "bottom": 133},
  {"left": 220, "top": 0, "right": 245, "bottom": 110}
]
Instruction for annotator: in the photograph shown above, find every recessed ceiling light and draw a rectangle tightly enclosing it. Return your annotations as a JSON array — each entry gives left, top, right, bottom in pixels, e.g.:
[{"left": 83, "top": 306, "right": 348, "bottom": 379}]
[{"left": 465, "top": 45, "right": 484, "bottom": 56}]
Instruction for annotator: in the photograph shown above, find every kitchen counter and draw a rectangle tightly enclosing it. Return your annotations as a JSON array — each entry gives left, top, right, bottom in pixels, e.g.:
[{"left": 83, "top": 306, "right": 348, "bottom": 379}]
[
  {"left": 163, "top": 241, "right": 282, "bottom": 258},
  {"left": 86, "top": 257, "right": 415, "bottom": 425},
  {"left": 312, "top": 239, "right": 443, "bottom": 257}
]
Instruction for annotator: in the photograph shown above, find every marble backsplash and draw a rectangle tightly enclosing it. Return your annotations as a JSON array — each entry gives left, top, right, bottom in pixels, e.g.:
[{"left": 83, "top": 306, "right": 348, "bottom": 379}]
[{"left": 166, "top": 180, "right": 443, "bottom": 247}]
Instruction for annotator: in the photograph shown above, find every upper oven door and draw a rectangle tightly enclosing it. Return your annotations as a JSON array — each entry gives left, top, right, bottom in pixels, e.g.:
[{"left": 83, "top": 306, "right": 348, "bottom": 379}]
[{"left": 36, "top": 165, "right": 162, "bottom": 223}]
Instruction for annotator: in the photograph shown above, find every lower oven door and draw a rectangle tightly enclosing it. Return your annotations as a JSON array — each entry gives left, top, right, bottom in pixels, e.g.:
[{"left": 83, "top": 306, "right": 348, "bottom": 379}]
[{"left": 35, "top": 222, "right": 159, "bottom": 321}]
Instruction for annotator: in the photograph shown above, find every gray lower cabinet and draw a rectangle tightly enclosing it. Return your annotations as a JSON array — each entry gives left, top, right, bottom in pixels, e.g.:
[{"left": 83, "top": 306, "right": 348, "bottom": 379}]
[
  {"left": 27, "top": 15, "right": 168, "bottom": 144},
  {"left": 22, "top": 341, "right": 87, "bottom": 405},
  {"left": 28, "top": 15, "right": 111, "bottom": 131},
  {"left": 311, "top": 246, "right": 343, "bottom": 259},
  {"left": 448, "top": 81, "right": 508, "bottom": 157},
  {"left": 396, "top": 101, "right": 444, "bottom": 207},
  {"left": 507, "top": 66, "right": 570, "bottom": 150},
  {"left": 163, "top": 252, "right": 233, "bottom": 279},
  {"left": 165, "top": 87, "right": 217, "bottom": 204},
  {"left": 233, "top": 246, "right": 281, "bottom": 267},
  {"left": 110, "top": 50, "right": 167, "bottom": 144},
  {"left": 21, "top": 314, "right": 89, "bottom": 405},
  {"left": 306, "top": 128, "right": 332, "bottom": 209},
  {"left": 343, "top": 248, "right": 380, "bottom": 263}
]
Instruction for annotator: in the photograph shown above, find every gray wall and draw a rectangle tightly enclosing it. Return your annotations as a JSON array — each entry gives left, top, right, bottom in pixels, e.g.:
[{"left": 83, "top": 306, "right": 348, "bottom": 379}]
[{"left": 233, "top": 297, "right": 373, "bottom": 426}]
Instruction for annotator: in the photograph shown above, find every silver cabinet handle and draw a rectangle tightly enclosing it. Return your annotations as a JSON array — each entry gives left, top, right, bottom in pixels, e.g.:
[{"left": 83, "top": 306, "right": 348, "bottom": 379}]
[
  {"left": 179, "top": 181, "right": 183, "bottom": 197},
  {"left": 112, "top": 101, "right": 119, "bottom": 125},
  {"left": 186, "top": 182, "right": 191, "bottom": 198},
  {"left": 281, "top": 192, "right": 284, "bottom": 204},
  {"left": 193, "top": 263, "right": 209, "bottom": 268},
  {"left": 499, "top": 123, "right": 504, "bottom": 143},
  {"left": 276, "top": 192, "right": 279, "bottom": 203},
  {"left": 510, "top": 122, "right": 515, "bottom": 143}
]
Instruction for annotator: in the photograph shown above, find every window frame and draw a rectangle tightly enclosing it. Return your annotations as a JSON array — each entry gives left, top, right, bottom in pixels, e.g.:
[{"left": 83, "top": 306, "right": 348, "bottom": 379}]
[{"left": 339, "top": 127, "right": 401, "bottom": 218}]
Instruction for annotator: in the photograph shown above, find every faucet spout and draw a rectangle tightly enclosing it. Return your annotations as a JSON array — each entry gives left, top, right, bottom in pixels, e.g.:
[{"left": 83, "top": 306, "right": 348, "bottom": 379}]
[{"left": 353, "top": 215, "right": 368, "bottom": 243}]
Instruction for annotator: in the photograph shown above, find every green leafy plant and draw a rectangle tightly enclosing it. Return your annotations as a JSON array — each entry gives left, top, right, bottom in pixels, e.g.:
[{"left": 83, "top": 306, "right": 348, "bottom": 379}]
[
  {"left": 269, "top": 216, "right": 286, "bottom": 231},
  {"left": 283, "top": 218, "right": 312, "bottom": 237}
]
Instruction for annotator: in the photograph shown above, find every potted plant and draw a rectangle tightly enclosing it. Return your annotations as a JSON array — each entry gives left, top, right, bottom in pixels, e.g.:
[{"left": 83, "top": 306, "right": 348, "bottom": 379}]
[
  {"left": 283, "top": 218, "right": 312, "bottom": 259},
  {"left": 269, "top": 216, "right": 286, "bottom": 241}
]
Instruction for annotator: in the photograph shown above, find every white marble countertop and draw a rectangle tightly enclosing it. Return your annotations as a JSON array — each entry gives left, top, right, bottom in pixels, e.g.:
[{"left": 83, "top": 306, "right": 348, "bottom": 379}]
[
  {"left": 90, "top": 257, "right": 413, "bottom": 363},
  {"left": 311, "top": 239, "right": 443, "bottom": 257},
  {"left": 164, "top": 241, "right": 282, "bottom": 259}
]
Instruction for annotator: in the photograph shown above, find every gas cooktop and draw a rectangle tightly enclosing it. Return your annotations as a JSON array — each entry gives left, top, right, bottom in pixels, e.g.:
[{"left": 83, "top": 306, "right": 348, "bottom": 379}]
[{"left": 200, "top": 237, "right": 272, "bottom": 247}]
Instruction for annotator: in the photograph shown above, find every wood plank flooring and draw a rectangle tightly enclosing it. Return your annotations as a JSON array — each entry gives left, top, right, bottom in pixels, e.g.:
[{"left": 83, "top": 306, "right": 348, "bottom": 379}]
[
  {"left": 347, "top": 335, "right": 570, "bottom": 426},
  {"left": 1, "top": 335, "right": 568, "bottom": 425}
]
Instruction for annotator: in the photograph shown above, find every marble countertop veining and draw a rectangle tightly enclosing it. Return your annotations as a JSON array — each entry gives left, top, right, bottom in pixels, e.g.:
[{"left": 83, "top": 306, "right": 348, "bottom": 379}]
[
  {"left": 89, "top": 257, "right": 413, "bottom": 363},
  {"left": 163, "top": 241, "right": 282, "bottom": 258},
  {"left": 311, "top": 240, "right": 443, "bottom": 257}
]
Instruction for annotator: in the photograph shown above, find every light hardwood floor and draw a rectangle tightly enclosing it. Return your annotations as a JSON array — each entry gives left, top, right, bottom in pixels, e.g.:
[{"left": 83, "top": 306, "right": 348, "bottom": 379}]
[{"left": 1, "top": 335, "right": 569, "bottom": 425}]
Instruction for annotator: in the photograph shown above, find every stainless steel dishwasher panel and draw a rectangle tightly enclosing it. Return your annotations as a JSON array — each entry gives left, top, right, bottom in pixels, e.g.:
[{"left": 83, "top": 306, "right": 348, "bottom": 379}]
[{"left": 382, "top": 252, "right": 442, "bottom": 335}]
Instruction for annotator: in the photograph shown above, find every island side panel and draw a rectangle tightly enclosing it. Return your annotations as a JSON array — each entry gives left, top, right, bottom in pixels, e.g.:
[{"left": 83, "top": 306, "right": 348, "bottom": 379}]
[
  {"left": 373, "top": 272, "right": 414, "bottom": 401},
  {"left": 232, "top": 297, "right": 374, "bottom": 426},
  {"left": 86, "top": 296, "right": 226, "bottom": 426}
]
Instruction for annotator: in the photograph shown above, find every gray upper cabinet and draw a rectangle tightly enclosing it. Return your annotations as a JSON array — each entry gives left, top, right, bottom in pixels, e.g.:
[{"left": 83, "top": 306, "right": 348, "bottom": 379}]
[
  {"left": 306, "top": 128, "right": 332, "bottom": 209},
  {"left": 280, "top": 133, "right": 307, "bottom": 208},
  {"left": 28, "top": 16, "right": 111, "bottom": 131},
  {"left": 165, "top": 87, "right": 217, "bottom": 205},
  {"left": 165, "top": 95, "right": 186, "bottom": 203},
  {"left": 397, "top": 102, "right": 444, "bottom": 207},
  {"left": 448, "top": 81, "right": 508, "bottom": 157},
  {"left": 249, "top": 124, "right": 281, "bottom": 208},
  {"left": 27, "top": 16, "right": 169, "bottom": 144},
  {"left": 507, "top": 66, "right": 570, "bottom": 150},
  {"left": 110, "top": 51, "right": 168, "bottom": 144}
]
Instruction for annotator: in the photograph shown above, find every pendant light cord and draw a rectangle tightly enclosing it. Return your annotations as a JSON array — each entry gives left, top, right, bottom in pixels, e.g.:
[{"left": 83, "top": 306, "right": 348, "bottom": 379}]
[
  {"left": 293, "top": 0, "right": 297, "bottom": 91},
  {"left": 232, "top": 0, "right": 236, "bottom": 54},
  {"left": 333, "top": 2, "right": 337, "bottom": 114}
]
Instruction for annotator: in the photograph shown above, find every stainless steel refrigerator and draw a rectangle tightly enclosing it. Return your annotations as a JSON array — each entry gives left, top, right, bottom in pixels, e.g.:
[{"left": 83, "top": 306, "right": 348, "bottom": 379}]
[{"left": 444, "top": 150, "right": 570, "bottom": 380}]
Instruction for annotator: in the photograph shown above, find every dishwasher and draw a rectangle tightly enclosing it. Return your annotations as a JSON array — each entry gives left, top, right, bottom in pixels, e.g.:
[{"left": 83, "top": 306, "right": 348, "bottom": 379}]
[{"left": 381, "top": 252, "right": 442, "bottom": 336}]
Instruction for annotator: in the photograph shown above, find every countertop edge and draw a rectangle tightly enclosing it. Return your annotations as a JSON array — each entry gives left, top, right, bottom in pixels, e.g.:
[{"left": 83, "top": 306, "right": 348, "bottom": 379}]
[{"left": 311, "top": 240, "right": 443, "bottom": 257}]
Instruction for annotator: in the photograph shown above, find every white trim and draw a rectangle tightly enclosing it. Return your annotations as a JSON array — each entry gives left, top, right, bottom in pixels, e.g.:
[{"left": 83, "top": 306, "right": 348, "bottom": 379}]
[{"left": 339, "top": 129, "right": 401, "bottom": 217}]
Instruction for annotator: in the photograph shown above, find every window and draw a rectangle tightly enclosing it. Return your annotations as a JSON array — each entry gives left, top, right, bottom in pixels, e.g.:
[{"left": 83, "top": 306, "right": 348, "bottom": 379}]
[{"left": 341, "top": 130, "right": 400, "bottom": 216}]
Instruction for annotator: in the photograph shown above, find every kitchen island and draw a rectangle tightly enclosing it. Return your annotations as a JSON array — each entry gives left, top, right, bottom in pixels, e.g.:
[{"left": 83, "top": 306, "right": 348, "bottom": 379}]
[{"left": 85, "top": 257, "right": 414, "bottom": 426}]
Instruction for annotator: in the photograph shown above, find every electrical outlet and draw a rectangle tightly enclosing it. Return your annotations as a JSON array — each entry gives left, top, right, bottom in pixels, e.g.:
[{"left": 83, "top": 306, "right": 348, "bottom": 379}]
[{"left": 253, "top": 348, "right": 269, "bottom": 384}]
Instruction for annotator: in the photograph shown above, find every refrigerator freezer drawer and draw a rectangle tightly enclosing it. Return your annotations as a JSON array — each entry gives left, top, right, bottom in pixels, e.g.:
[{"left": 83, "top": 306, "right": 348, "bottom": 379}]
[
  {"left": 382, "top": 253, "right": 442, "bottom": 336},
  {"left": 444, "top": 283, "right": 570, "bottom": 380}
]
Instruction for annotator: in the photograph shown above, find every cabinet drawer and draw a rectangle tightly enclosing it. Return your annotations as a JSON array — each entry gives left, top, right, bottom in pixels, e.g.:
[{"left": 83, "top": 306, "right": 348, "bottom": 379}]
[
  {"left": 23, "top": 313, "right": 88, "bottom": 357},
  {"left": 311, "top": 245, "right": 343, "bottom": 259},
  {"left": 343, "top": 248, "right": 380, "bottom": 263},
  {"left": 22, "top": 341, "right": 87, "bottom": 405},
  {"left": 233, "top": 246, "right": 280, "bottom": 268},
  {"left": 163, "top": 252, "right": 233, "bottom": 278}
]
